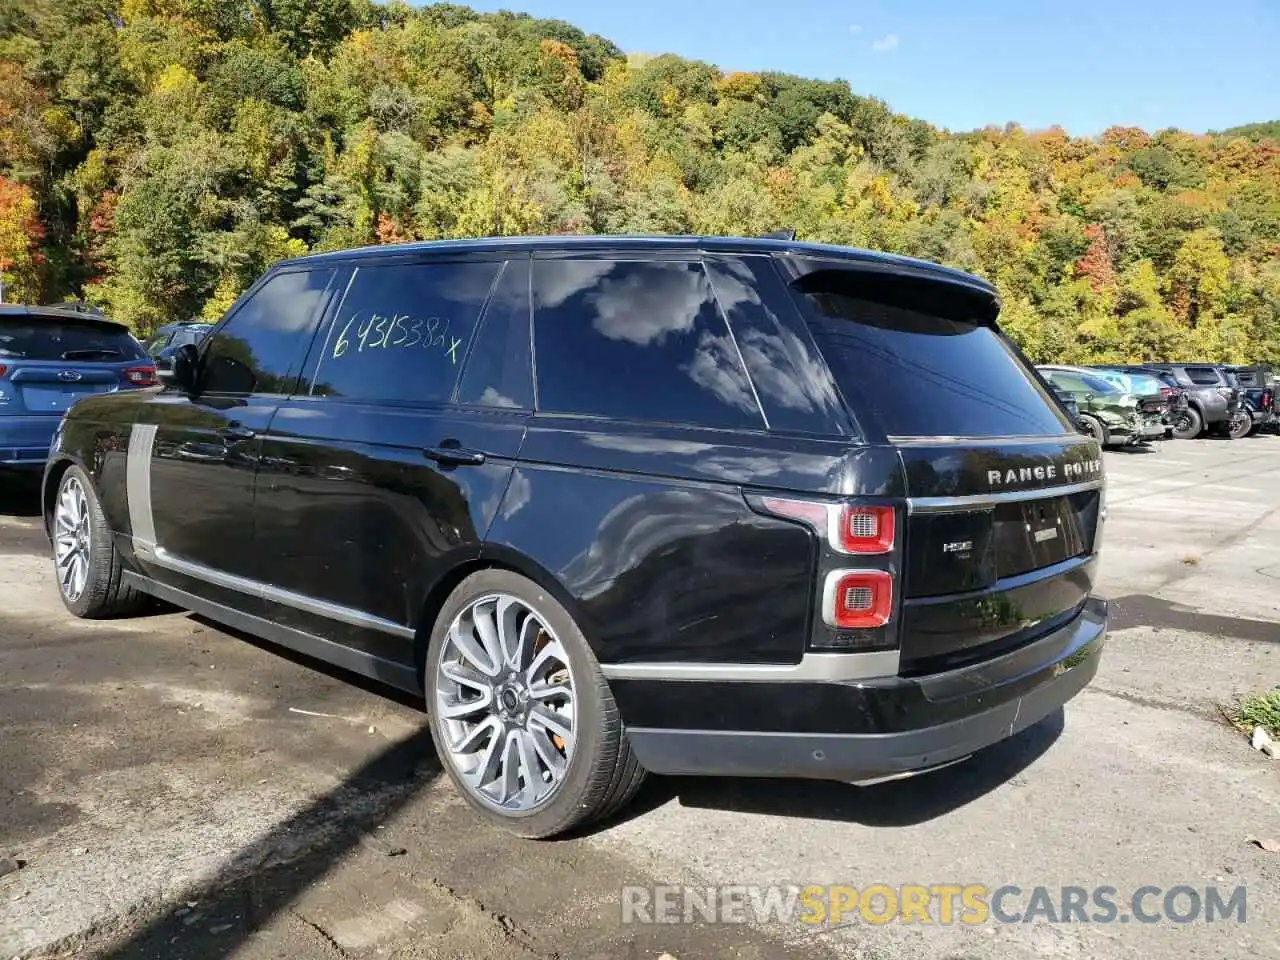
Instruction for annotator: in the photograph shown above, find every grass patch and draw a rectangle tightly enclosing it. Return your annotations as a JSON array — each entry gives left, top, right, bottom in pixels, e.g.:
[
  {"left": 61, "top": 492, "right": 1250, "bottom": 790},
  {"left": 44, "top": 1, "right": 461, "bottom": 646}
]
[{"left": 1232, "top": 690, "right": 1280, "bottom": 738}]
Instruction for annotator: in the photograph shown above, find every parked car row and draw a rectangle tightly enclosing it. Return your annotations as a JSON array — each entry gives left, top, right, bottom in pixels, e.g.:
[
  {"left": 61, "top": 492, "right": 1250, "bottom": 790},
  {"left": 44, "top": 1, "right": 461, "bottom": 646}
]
[{"left": 1036, "top": 361, "right": 1277, "bottom": 446}]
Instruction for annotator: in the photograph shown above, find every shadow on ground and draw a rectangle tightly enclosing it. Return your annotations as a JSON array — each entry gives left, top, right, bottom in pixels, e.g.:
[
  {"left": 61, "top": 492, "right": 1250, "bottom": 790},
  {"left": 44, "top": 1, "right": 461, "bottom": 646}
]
[
  {"left": 98, "top": 729, "right": 442, "bottom": 959},
  {"left": 1108, "top": 593, "right": 1280, "bottom": 644}
]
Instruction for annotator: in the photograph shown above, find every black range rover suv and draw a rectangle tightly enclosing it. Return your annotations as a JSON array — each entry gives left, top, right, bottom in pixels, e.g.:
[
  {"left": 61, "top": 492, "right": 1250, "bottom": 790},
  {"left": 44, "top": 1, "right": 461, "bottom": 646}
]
[{"left": 43, "top": 236, "right": 1107, "bottom": 838}]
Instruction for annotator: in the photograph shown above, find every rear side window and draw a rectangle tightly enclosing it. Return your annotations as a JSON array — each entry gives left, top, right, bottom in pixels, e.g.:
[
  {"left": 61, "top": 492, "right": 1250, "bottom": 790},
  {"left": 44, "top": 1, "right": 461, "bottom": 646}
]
[
  {"left": 532, "top": 259, "right": 764, "bottom": 430},
  {"left": 788, "top": 270, "right": 1070, "bottom": 438},
  {"left": 457, "top": 259, "right": 533, "bottom": 409},
  {"left": 0, "top": 316, "right": 145, "bottom": 362},
  {"left": 312, "top": 260, "right": 500, "bottom": 404},
  {"left": 1184, "top": 366, "right": 1223, "bottom": 386},
  {"left": 202, "top": 268, "right": 335, "bottom": 395}
]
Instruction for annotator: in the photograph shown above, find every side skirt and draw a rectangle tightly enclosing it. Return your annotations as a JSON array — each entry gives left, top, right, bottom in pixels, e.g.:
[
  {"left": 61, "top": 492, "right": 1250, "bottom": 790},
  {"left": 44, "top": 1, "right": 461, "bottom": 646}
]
[{"left": 122, "top": 570, "right": 421, "bottom": 695}]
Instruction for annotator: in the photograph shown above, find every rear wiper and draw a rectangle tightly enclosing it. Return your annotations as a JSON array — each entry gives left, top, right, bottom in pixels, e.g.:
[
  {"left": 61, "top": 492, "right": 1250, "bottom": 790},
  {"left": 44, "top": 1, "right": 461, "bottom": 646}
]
[{"left": 61, "top": 348, "right": 123, "bottom": 360}]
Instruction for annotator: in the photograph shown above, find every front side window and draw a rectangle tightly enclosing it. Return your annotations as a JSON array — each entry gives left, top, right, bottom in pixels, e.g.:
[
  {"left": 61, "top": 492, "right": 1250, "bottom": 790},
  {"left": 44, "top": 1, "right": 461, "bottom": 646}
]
[
  {"left": 201, "top": 269, "right": 335, "bottom": 395},
  {"left": 311, "top": 260, "right": 500, "bottom": 404},
  {"left": 532, "top": 259, "right": 764, "bottom": 430},
  {"left": 789, "top": 267, "right": 1071, "bottom": 438}
]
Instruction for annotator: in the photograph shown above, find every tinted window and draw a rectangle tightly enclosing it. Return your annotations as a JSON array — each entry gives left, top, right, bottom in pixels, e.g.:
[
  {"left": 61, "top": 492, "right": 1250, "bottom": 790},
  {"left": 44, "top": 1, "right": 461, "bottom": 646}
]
[
  {"left": 0, "top": 316, "right": 146, "bottom": 362},
  {"left": 202, "top": 269, "right": 334, "bottom": 395},
  {"left": 1184, "top": 366, "right": 1223, "bottom": 386},
  {"left": 789, "top": 272, "right": 1069, "bottom": 438},
  {"left": 533, "top": 259, "right": 764, "bottom": 429},
  {"left": 457, "top": 259, "right": 533, "bottom": 409},
  {"left": 311, "top": 261, "right": 499, "bottom": 404}
]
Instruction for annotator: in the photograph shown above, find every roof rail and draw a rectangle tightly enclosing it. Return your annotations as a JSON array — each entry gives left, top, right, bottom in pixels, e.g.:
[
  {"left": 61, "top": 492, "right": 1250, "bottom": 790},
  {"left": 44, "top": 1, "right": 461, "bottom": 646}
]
[{"left": 760, "top": 228, "right": 797, "bottom": 241}]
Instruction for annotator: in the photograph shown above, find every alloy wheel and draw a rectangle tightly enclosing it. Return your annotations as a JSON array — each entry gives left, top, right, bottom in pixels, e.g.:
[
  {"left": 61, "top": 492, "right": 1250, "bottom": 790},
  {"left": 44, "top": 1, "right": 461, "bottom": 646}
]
[
  {"left": 434, "top": 593, "right": 577, "bottom": 813},
  {"left": 53, "top": 475, "right": 92, "bottom": 602}
]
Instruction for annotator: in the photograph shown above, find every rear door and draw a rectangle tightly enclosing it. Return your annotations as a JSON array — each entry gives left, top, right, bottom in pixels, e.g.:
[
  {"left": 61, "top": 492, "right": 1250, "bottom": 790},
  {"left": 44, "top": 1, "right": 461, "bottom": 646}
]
[
  {"left": 250, "top": 255, "right": 527, "bottom": 672},
  {"left": 778, "top": 256, "right": 1103, "bottom": 673}
]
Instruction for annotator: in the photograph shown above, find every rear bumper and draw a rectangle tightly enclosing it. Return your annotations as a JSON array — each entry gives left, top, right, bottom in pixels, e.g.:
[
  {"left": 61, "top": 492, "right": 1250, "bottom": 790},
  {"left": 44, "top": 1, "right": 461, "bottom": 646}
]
[
  {"left": 620, "top": 597, "right": 1106, "bottom": 782},
  {"left": 0, "top": 416, "right": 58, "bottom": 467}
]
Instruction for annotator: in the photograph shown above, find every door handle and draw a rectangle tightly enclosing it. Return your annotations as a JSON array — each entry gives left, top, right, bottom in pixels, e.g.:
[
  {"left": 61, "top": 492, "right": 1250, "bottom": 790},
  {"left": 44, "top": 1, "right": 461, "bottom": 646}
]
[
  {"left": 423, "top": 442, "right": 485, "bottom": 467},
  {"left": 220, "top": 424, "right": 256, "bottom": 442}
]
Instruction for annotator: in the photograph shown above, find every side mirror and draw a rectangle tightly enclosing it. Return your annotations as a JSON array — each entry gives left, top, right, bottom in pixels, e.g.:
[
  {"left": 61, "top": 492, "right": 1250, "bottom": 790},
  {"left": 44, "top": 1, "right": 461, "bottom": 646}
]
[
  {"left": 170, "top": 343, "right": 200, "bottom": 394},
  {"left": 1084, "top": 393, "right": 1094, "bottom": 402}
]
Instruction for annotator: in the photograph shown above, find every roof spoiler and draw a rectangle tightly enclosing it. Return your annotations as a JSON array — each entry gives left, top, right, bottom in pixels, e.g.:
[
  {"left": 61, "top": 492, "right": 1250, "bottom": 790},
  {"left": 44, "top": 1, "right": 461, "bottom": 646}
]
[{"left": 760, "top": 228, "right": 797, "bottom": 241}]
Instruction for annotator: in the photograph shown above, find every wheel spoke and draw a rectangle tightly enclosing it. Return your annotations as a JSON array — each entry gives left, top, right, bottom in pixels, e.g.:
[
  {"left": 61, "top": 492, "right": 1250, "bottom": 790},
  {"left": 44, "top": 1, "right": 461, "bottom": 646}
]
[
  {"left": 497, "top": 731, "right": 522, "bottom": 803},
  {"left": 450, "top": 715, "right": 500, "bottom": 755},
  {"left": 526, "top": 639, "right": 568, "bottom": 685},
  {"left": 515, "top": 728, "right": 543, "bottom": 795},
  {"left": 439, "top": 689, "right": 493, "bottom": 720},
  {"left": 495, "top": 596, "right": 526, "bottom": 671},
  {"left": 463, "top": 732, "right": 504, "bottom": 792},
  {"left": 448, "top": 618, "right": 500, "bottom": 677},
  {"left": 471, "top": 603, "right": 504, "bottom": 674},
  {"left": 527, "top": 681, "right": 571, "bottom": 704},
  {"left": 527, "top": 726, "right": 566, "bottom": 781},
  {"left": 528, "top": 704, "right": 574, "bottom": 752}
]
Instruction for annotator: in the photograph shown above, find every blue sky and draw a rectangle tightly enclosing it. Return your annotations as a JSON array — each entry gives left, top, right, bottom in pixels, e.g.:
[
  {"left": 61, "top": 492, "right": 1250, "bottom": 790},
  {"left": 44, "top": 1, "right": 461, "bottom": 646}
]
[{"left": 459, "top": 0, "right": 1279, "bottom": 136}]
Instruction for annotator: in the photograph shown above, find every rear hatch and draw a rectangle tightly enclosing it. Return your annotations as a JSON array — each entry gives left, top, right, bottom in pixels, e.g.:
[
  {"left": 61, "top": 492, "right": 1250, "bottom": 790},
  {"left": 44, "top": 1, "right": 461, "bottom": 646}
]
[
  {"left": 781, "top": 259, "right": 1103, "bottom": 674},
  {"left": 0, "top": 312, "right": 154, "bottom": 418}
]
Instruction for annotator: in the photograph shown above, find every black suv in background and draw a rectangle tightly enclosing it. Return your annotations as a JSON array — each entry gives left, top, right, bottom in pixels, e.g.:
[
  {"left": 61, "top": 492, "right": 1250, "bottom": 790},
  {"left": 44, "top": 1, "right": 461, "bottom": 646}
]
[{"left": 42, "top": 236, "right": 1107, "bottom": 838}]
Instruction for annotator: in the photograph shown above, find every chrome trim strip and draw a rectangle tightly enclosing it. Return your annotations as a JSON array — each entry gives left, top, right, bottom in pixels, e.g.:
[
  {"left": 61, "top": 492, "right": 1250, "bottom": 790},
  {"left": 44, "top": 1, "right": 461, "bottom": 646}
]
[
  {"left": 126, "top": 424, "right": 158, "bottom": 557},
  {"left": 600, "top": 650, "right": 900, "bottom": 683},
  {"left": 908, "top": 479, "right": 1104, "bottom": 514},
  {"left": 150, "top": 547, "right": 416, "bottom": 639}
]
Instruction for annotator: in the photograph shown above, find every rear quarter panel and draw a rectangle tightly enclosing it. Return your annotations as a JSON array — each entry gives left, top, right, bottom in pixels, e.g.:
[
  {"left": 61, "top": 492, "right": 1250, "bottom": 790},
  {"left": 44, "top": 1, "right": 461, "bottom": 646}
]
[{"left": 484, "top": 418, "right": 902, "bottom": 666}]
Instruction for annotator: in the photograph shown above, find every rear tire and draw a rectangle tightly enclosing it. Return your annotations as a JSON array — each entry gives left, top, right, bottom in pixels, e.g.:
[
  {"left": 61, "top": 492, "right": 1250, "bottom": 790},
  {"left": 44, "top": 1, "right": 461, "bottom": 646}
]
[
  {"left": 1229, "top": 411, "right": 1253, "bottom": 439},
  {"left": 51, "top": 466, "right": 148, "bottom": 619},
  {"left": 1171, "top": 407, "right": 1203, "bottom": 440},
  {"left": 1080, "top": 415, "right": 1108, "bottom": 447},
  {"left": 425, "top": 569, "right": 647, "bottom": 838}
]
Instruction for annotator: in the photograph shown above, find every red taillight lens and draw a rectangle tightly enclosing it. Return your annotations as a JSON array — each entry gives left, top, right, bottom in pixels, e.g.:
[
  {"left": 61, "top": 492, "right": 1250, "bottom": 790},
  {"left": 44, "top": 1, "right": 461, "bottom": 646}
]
[
  {"left": 823, "top": 570, "right": 893, "bottom": 629},
  {"left": 756, "top": 499, "right": 897, "bottom": 555},
  {"left": 0, "top": 364, "right": 7, "bottom": 377},
  {"left": 837, "top": 505, "right": 895, "bottom": 554},
  {"left": 123, "top": 365, "right": 158, "bottom": 386}
]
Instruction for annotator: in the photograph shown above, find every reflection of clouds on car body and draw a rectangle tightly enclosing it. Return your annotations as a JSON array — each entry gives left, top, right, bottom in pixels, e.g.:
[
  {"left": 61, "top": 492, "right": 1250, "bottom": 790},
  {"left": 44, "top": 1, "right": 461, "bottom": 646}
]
[
  {"left": 588, "top": 264, "right": 707, "bottom": 347},
  {"left": 681, "top": 330, "right": 758, "bottom": 415},
  {"left": 477, "top": 386, "right": 519, "bottom": 409}
]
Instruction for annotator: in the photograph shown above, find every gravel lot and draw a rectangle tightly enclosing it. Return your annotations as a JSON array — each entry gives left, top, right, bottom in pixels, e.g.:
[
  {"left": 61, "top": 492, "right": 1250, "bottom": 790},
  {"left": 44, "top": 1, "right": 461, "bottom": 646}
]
[{"left": 2, "top": 437, "right": 1278, "bottom": 959}]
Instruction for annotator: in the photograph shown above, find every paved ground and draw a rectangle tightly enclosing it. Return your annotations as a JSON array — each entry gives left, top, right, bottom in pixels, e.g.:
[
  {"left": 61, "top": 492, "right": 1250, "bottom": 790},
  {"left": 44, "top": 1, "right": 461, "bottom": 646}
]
[{"left": 1, "top": 437, "right": 1278, "bottom": 959}]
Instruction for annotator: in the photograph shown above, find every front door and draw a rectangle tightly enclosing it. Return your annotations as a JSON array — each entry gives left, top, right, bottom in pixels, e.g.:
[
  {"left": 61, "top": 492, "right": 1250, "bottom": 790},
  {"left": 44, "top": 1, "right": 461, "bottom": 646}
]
[{"left": 133, "top": 267, "right": 338, "bottom": 610}]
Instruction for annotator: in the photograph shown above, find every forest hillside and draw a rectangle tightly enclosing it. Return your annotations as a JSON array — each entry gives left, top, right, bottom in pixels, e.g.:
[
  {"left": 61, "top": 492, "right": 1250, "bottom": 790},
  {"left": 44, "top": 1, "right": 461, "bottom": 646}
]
[{"left": 2, "top": 0, "right": 1278, "bottom": 363}]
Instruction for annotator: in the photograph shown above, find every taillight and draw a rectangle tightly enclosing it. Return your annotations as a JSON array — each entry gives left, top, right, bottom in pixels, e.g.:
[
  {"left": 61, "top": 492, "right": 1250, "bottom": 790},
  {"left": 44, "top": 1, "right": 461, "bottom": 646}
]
[
  {"left": 123, "top": 365, "right": 158, "bottom": 386},
  {"left": 1159, "top": 386, "right": 1171, "bottom": 397},
  {"left": 0, "top": 364, "right": 6, "bottom": 377},
  {"left": 823, "top": 570, "right": 892, "bottom": 629},
  {"left": 758, "top": 498, "right": 896, "bottom": 555}
]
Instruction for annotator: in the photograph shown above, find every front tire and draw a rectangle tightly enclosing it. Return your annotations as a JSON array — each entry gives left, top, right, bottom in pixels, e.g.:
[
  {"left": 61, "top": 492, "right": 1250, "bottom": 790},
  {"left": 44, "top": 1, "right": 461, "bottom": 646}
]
[
  {"left": 1171, "top": 407, "right": 1203, "bottom": 440},
  {"left": 425, "top": 569, "right": 646, "bottom": 838},
  {"left": 51, "top": 466, "right": 148, "bottom": 619}
]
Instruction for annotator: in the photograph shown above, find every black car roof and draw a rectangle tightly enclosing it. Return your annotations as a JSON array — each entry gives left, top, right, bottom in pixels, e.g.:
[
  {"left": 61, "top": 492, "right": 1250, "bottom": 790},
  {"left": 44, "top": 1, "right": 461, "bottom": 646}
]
[
  {"left": 281, "top": 234, "right": 996, "bottom": 296},
  {"left": 0, "top": 303, "right": 129, "bottom": 329}
]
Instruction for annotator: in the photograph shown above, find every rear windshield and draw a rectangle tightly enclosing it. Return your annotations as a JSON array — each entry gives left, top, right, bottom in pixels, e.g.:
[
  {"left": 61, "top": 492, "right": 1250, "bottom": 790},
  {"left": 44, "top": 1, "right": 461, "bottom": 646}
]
[
  {"left": 788, "top": 270, "right": 1071, "bottom": 438},
  {"left": 0, "top": 316, "right": 144, "bottom": 361}
]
